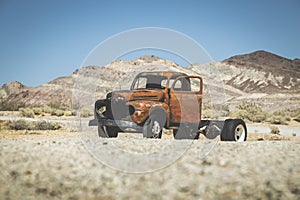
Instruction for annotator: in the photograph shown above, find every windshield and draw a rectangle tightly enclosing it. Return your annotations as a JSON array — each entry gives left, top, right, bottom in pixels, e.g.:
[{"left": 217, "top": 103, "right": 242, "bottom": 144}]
[{"left": 131, "top": 75, "right": 168, "bottom": 90}]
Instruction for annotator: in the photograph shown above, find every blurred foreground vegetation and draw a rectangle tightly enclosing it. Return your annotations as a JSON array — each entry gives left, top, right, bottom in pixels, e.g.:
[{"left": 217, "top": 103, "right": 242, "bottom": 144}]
[{"left": 202, "top": 101, "right": 300, "bottom": 125}]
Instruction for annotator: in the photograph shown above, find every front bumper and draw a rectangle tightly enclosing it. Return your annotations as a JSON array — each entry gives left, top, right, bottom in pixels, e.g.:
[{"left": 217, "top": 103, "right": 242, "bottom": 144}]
[{"left": 89, "top": 118, "right": 142, "bottom": 130}]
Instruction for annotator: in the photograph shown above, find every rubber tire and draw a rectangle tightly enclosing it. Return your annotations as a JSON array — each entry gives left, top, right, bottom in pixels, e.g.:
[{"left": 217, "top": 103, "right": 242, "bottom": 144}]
[
  {"left": 95, "top": 100, "right": 119, "bottom": 138},
  {"left": 173, "top": 125, "right": 199, "bottom": 140},
  {"left": 95, "top": 100, "right": 106, "bottom": 118},
  {"left": 98, "top": 126, "right": 118, "bottom": 138},
  {"left": 220, "top": 119, "right": 247, "bottom": 142},
  {"left": 143, "top": 112, "right": 166, "bottom": 139}
]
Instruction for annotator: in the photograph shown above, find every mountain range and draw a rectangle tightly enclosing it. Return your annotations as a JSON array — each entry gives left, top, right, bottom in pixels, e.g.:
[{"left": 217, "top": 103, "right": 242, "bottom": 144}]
[{"left": 0, "top": 50, "right": 299, "bottom": 111}]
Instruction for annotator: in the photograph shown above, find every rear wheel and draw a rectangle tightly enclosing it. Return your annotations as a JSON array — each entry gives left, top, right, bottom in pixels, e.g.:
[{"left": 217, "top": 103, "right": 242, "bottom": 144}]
[{"left": 221, "top": 119, "right": 247, "bottom": 142}]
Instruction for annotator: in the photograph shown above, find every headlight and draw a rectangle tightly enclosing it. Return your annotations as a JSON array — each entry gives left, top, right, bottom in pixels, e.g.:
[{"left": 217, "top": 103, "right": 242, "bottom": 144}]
[{"left": 116, "top": 96, "right": 125, "bottom": 101}]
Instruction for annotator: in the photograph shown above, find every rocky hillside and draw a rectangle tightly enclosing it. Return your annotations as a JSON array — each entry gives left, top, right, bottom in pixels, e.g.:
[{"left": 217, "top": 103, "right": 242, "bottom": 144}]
[
  {"left": 0, "top": 76, "right": 74, "bottom": 110},
  {"left": 221, "top": 50, "right": 300, "bottom": 93},
  {"left": 0, "top": 56, "right": 186, "bottom": 110},
  {"left": 0, "top": 51, "right": 299, "bottom": 110}
]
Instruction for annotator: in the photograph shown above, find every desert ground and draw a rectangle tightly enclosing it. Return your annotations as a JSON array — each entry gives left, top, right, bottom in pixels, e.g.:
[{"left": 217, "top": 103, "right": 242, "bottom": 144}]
[{"left": 0, "top": 113, "right": 300, "bottom": 200}]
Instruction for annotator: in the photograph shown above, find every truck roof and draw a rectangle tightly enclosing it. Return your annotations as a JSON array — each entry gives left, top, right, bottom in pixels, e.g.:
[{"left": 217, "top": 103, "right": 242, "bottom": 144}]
[{"left": 136, "top": 71, "right": 188, "bottom": 79}]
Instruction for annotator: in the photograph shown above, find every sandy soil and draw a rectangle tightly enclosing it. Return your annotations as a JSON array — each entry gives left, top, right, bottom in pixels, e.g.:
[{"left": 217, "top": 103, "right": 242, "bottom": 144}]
[{"left": 0, "top": 129, "right": 300, "bottom": 200}]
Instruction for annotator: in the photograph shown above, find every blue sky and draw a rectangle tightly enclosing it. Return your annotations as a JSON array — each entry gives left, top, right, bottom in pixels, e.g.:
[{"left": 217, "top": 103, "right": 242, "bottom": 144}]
[{"left": 0, "top": 0, "right": 299, "bottom": 86}]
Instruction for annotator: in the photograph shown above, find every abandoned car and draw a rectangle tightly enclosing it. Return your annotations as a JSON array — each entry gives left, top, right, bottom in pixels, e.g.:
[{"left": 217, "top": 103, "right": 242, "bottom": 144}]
[{"left": 89, "top": 71, "right": 247, "bottom": 141}]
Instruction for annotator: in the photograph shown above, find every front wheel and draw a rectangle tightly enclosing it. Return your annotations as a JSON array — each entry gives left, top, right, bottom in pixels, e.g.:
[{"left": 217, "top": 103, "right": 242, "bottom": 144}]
[
  {"left": 98, "top": 126, "right": 119, "bottom": 138},
  {"left": 221, "top": 119, "right": 247, "bottom": 142},
  {"left": 143, "top": 112, "right": 166, "bottom": 139}
]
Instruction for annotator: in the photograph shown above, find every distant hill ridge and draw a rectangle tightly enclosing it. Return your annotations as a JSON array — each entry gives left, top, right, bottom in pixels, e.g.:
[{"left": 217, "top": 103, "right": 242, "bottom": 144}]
[
  {"left": 224, "top": 50, "right": 300, "bottom": 75},
  {"left": 220, "top": 50, "right": 299, "bottom": 92},
  {"left": 0, "top": 50, "right": 299, "bottom": 110}
]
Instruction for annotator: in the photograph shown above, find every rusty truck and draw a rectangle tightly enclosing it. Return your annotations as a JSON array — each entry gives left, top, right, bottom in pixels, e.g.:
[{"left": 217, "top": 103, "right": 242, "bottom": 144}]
[{"left": 89, "top": 71, "right": 247, "bottom": 141}]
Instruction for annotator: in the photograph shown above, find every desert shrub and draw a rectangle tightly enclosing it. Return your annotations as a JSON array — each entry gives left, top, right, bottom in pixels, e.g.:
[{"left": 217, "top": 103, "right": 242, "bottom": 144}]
[
  {"left": 213, "top": 104, "right": 230, "bottom": 118},
  {"left": 8, "top": 120, "right": 31, "bottom": 130},
  {"left": 202, "top": 109, "right": 211, "bottom": 119},
  {"left": 270, "top": 126, "right": 280, "bottom": 135},
  {"left": 80, "top": 109, "right": 93, "bottom": 118},
  {"left": 202, "top": 104, "right": 229, "bottom": 119},
  {"left": 51, "top": 109, "right": 64, "bottom": 117},
  {"left": 32, "top": 107, "right": 43, "bottom": 115},
  {"left": 64, "top": 110, "right": 73, "bottom": 116},
  {"left": 34, "top": 121, "right": 61, "bottom": 130},
  {"left": 7, "top": 120, "right": 61, "bottom": 130},
  {"left": 42, "top": 105, "right": 52, "bottom": 114},
  {"left": 230, "top": 110, "right": 248, "bottom": 120},
  {"left": 282, "top": 109, "right": 300, "bottom": 122},
  {"left": 202, "top": 104, "right": 211, "bottom": 119},
  {"left": 273, "top": 110, "right": 291, "bottom": 121},
  {"left": 19, "top": 108, "right": 35, "bottom": 118},
  {"left": 230, "top": 102, "right": 267, "bottom": 123},
  {"left": 267, "top": 110, "right": 290, "bottom": 125},
  {"left": 268, "top": 116, "right": 288, "bottom": 125}
]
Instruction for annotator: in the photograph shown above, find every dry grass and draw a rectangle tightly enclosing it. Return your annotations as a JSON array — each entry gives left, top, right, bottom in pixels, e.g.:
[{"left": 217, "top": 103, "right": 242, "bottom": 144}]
[
  {"left": 19, "top": 108, "right": 35, "bottom": 118},
  {"left": 229, "top": 102, "right": 297, "bottom": 125},
  {"left": 230, "top": 102, "right": 268, "bottom": 123},
  {"left": 3, "top": 120, "right": 61, "bottom": 131}
]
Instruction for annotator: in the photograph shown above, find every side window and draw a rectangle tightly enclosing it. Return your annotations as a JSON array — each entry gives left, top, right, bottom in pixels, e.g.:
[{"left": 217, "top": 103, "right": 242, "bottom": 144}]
[
  {"left": 172, "top": 78, "right": 190, "bottom": 91},
  {"left": 174, "top": 80, "right": 182, "bottom": 90},
  {"left": 133, "top": 77, "right": 147, "bottom": 89}
]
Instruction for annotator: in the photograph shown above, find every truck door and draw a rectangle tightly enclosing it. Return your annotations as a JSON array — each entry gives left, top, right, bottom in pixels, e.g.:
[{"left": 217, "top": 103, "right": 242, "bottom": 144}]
[{"left": 169, "top": 76, "right": 203, "bottom": 124}]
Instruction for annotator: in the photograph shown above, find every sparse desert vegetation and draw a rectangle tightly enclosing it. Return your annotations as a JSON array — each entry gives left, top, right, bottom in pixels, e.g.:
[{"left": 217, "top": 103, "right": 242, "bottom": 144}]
[
  {"left": 201, "top": 101, "right": 300, "bottom": 126},
  {"left": 19, "top": 108, "right": 35, "bottom": 118},
  {"left": 1, "top": 101, "right": 300, "bottom": 126},
  {"left": 202, "top": 104, "right": 230, "bottom": 119},
  {"left": 9, "top": 105, "right": 93, "bottom": 118},
  {"left": 229, "top": 101, "right": 298, "bottom": 125},
  {"left": 230, "top": 102, "right": 268, "bottom": 123},
  {"left": 2, "top": 120, "right": 61, "bottom": 131},
  {"left": 270, "top": 126, "right": 280, "bottom": 135}
]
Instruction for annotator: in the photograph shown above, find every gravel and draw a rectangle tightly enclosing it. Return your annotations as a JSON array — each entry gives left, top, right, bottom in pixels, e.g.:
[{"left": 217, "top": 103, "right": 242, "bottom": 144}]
[{"left": 0, "top": 131, "right": 300, "bottom": 199}]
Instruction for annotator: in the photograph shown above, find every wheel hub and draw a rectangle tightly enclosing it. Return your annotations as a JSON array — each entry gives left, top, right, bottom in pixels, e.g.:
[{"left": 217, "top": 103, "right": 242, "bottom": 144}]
[
  {"left": 235, "top": 124, "right": 245, "bottom": 141},
  {"left": 152, "top": 121, "right": 161, "bottom": 137}
]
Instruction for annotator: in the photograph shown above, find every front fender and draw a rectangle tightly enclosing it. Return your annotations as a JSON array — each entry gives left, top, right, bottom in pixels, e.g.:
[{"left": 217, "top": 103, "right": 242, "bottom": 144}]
[{"left": 130, "top": 101, "right": 169, "bottom": 125}]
